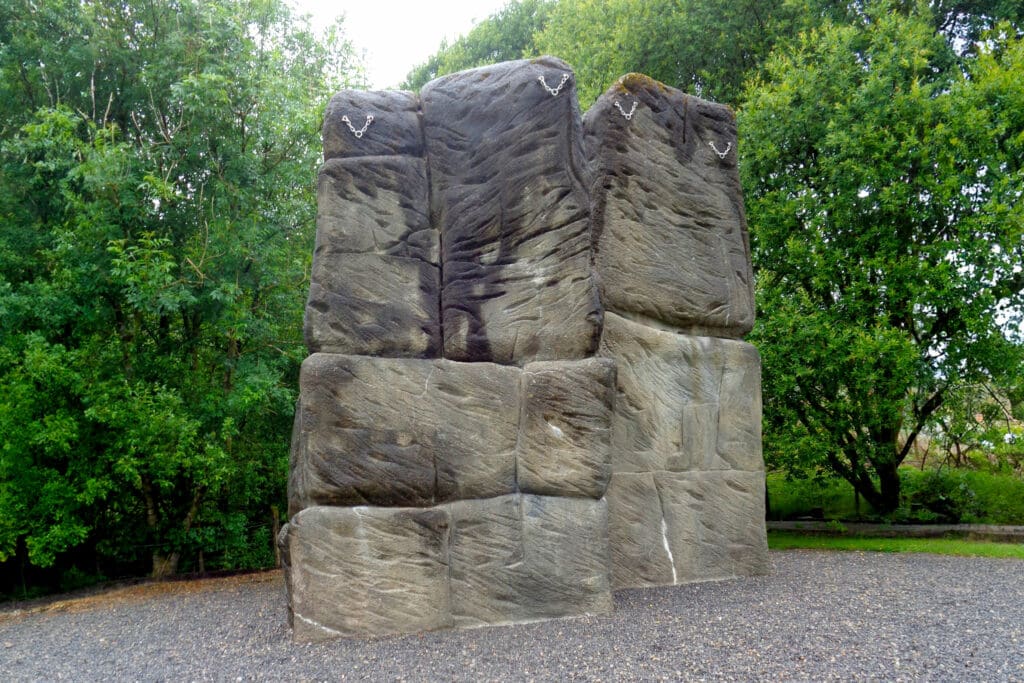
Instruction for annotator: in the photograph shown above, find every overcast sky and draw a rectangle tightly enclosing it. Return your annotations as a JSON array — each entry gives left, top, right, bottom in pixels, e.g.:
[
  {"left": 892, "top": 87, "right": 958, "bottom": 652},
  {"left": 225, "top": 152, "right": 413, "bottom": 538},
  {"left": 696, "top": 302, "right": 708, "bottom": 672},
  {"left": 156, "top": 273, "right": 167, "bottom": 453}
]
[{"left": 292, "top": 0, "right": 511, "bottom": 89}]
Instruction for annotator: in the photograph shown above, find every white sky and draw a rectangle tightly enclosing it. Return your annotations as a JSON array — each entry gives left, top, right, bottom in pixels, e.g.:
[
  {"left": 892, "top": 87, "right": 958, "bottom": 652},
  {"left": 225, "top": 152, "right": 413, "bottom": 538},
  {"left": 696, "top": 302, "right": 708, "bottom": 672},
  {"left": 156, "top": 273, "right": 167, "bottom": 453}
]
[{"left": 292, "top": 0, "right": 511, "bottom": 89}]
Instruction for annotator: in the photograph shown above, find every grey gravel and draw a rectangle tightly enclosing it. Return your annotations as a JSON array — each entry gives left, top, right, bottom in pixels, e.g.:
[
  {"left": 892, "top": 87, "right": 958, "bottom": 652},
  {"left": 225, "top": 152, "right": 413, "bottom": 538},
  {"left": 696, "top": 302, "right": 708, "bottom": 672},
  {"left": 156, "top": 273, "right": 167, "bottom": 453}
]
[{"left": 2, "top": 550, "right": 1022, "bottom": 681}]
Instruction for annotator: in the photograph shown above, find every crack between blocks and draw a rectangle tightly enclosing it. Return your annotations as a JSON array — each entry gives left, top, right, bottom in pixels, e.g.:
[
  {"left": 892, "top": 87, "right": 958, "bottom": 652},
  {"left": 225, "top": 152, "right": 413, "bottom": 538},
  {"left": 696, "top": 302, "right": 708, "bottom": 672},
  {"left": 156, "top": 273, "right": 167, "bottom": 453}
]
[
  {"left": 417, "top": 94, "right": 444, "bottom": 357},
  {"left": 653, "top": 476, "right": 677, "bottom": 585},
  {"left": 512, "top": 370, "right": 526, "bottom": 494}
]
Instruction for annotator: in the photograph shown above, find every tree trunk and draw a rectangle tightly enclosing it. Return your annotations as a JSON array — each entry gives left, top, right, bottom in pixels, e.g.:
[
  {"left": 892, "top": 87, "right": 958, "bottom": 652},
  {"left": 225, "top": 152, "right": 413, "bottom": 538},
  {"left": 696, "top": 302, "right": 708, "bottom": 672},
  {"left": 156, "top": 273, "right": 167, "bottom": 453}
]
[
  {"left": 151, "top": 551, "right": 180, "bottom": 579},
  {"left": 141, "top": 476, "right": 204, "bottom": 579},
  {"left": 271, "top": 505, "right": 282, "bottom": 568},
  {"left": 875, "top": 460, "right": 901, "bottom": 514}
]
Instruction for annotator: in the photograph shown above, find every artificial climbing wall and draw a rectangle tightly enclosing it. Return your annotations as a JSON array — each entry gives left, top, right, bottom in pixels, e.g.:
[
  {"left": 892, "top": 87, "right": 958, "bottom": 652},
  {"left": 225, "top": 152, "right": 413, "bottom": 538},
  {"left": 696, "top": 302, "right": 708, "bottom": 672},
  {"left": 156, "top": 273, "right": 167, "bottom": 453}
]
[
  {"left": 279, "top": 58, "right": 767, "bottom": 642},
  {"left": 585, "top": 76, "right": 768, "bottom": 587}
]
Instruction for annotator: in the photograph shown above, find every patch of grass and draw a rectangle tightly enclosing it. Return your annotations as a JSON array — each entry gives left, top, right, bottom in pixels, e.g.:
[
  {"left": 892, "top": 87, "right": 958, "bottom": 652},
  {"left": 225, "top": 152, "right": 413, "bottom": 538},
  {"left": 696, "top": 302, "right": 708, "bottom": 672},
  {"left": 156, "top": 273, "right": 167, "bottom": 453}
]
[{"left": 768, "top": 531, "right": 1024, "bottom": 559}]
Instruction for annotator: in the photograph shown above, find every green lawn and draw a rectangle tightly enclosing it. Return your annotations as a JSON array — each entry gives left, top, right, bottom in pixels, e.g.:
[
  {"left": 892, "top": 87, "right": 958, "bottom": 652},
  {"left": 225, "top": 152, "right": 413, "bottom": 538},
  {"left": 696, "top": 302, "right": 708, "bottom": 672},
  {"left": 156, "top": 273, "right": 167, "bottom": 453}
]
[{"left": 768, "top": 531, "right": 1024, "bottom": 559}]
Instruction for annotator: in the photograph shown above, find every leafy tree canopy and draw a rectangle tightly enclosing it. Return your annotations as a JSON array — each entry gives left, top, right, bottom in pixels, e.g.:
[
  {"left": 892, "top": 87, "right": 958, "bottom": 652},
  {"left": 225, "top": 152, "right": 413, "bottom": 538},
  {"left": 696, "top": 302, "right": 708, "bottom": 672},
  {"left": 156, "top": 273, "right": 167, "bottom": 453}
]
[
  {"left": 0, "top": 0, "right": 360, "bottom": 585},
  {"left": 741, "top": 1, "right": 1024, "bottom": 512},
  {"left": 402, "top": 0, "right": 554, "bottom": 90}
]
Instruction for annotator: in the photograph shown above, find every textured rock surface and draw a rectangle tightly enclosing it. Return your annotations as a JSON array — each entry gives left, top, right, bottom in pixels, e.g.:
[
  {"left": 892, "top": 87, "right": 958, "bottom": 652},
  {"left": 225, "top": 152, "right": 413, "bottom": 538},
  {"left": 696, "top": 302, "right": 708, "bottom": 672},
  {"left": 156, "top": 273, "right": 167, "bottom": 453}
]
[
  {"left": 658, "top": 471, "right": 769, "bottom": 581},
  {"left": 305, "top": 154, "right": 440, "bottom": 357},
  {"left": 289, "top": 354, "right": 519, "bottom": 515},
  {"left": 281, "top": 497, "right": 612, "bottom": 641},
  {"left": 585, "top": 74, "right": 755, "bottom": 337},
  {"left": 289, "top": 355, "right": 615, "bottom": 515},
  {"left": 421, "top": 57, "right": 601, "bottom": 364},
  {"left": 600, "top": 312, "right": 768, "bottom": 588},
  {"left": 518, "top": 358, "right": 615, "bottom": 498},
  {"left": 314, "top": 157, "right": 435, "bottom": 262},
  {"left": 282, "top": 506, "right": 451, "bottom": 641},
  {"left": 604, "top": 472, "right": 675, "bottom": 588},
  {"left": 286, "top": 65, "right": 768, "bottom": 641},
  {"left": 600, "top": 312, "right": 762, "bottom": 474},
  {"left": 447, "top": 495, "right": 612, "bottom": 627},
  {"left": 607, "top": 471, "right": 769, "bottom": 589},
  {"left": 322, "top": 90, "right": 424, "bottom": 160}
]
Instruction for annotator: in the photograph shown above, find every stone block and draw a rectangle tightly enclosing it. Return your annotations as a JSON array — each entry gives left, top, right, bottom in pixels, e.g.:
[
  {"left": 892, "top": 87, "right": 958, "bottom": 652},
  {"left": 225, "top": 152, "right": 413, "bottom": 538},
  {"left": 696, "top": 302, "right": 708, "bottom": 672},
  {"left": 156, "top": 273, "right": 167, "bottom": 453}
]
[
  {"left": 655, "top": 470, "right": 770, "bottom": 583},
  {"left": 599, "top": 312, "right": 763, "bottom": 474},
  {"left": 605, "top": 472, "right": 675, "bottom": 589},
  {"left": 306, "top": 155, "right": 440, "bottom": 357},
  {"left": 606, "top": 470, "right": 769, "bottom": 589},
  {"left": 585, "top": 74, "right": 754, "bottom": 336},
  {"left": 447, "top": 494, "right": 612, "bottom": 627},
  {"left": 323, "top": 90, "right": 424, "bottom": 160},
  {"left": 281, "top": 506, "right": 451, "bottom": 641},
  {"left": 421, "top": 56, "right": 601, "bottom": 363},
  {"left": 304, "top": 254, "right": 441, "bottom": 357},
  {"left": 517, "top": 358, "right": 615, "bottom": 498},
  {"left": 315, "top": 156, "right": 436, "bottom": 263},
  {"left": 289, "top": 354, "right": 519, "bottom": 515}
]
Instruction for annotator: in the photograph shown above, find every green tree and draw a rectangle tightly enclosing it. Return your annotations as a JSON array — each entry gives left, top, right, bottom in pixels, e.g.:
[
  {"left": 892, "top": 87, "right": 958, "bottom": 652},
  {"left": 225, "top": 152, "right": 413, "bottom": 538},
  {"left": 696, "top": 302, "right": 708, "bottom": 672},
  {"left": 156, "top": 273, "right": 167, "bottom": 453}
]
[
  {"left": 536, "top": 0, "right": 813, "bottom": 106},
  {"left": 741, "top": 3, "right": 1024, "bottom": 513},
  {"left": 0, "top": 0, "right": 360, "bottom": 585},
  {"left": 403, "top": 0, "right": 554, "bottom": 90}
]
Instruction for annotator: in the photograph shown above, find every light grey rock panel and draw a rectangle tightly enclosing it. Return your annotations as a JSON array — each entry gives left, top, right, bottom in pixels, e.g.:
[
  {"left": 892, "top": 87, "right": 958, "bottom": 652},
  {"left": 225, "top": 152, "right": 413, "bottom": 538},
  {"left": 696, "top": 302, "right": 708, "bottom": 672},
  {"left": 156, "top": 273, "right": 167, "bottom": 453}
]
[
  {"left": 600, "top": 312, "right": 763, "bottom": 474},
  {"left": 584, "top": 74, "right": 755, "bottom": 336},
  {"left": 323, "top": 90, "right": 424, "bottom": 160},
  {"left": 606, "top": 470, "right": 769, "bottom": 589},
  {"left": 447, "top": 494, "right": 612, "bottom": 627},
  {"left": 446, "top": 495, "right": 524, "bottom": 626},
  {"left": 518, "top": 358, "right": 615, "bottom": 498},
  {"left": 421, "top": 56, "right": 602, "bottom": 364},
  {"left": 282, "top": 506, "right": 451, "bottom": 642},
  {"left": 288, "top": 354, "right": 519, "bottom": 515},
  {"left": 605, "top": 472, "right": 675, "bottom": 589},
  {"left": 655, "top": 470, "right": 770, "bottom": 582},
  {"left": 316, "top": 156, "right": 436, "bottom": 263},
  {"left": 519, "top": 495, "right": 612, "bottom": 616}
]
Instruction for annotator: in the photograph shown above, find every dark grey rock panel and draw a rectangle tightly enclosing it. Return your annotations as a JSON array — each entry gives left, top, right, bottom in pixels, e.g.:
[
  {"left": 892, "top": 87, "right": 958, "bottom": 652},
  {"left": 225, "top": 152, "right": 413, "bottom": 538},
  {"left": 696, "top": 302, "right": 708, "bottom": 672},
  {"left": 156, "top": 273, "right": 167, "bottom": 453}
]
[
  {"left": 421, "top": 57, "right": 602, "bottom": 364},
  {"left": 288, "top": 354, "right": 519, "bottom": 515},
  {"left": 305, "top": 155, "right": 440, "bottom": 357},
  {"left": 315, "top": 156, "right": 436, "bottom": 263},
  {"left": 585, "top": 74, "right": 755, "bottom": 336},
  {"left": 323, "top": 90, "right": 424, "bottom": 160},
  {"left": 304, "top": 255, "right": 440, "bottom": 357}
]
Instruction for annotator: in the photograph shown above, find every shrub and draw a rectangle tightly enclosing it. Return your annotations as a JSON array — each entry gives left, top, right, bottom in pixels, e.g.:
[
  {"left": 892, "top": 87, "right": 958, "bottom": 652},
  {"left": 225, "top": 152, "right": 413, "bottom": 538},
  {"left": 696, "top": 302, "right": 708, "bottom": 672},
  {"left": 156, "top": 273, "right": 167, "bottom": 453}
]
[{"left": 767, "top": 468, "right": 1024, "bottom": 525}]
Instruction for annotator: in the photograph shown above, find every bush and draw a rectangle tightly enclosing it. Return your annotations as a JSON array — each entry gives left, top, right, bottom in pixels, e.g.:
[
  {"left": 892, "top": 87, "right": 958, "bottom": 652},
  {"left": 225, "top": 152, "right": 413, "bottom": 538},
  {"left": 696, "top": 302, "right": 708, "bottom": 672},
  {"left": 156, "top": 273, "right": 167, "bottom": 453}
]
[
  {"left": 768, "top": 468, "right": 1024, "bottom": 525},
  {"left": 897, "top": 469, "right": 980, "bottom": 523},
  {"left": 958, "top": 470, "right": 1024, "bottom": 525},
  {"left": 766, "top": 473, "right": 870, "bottom": 521}
]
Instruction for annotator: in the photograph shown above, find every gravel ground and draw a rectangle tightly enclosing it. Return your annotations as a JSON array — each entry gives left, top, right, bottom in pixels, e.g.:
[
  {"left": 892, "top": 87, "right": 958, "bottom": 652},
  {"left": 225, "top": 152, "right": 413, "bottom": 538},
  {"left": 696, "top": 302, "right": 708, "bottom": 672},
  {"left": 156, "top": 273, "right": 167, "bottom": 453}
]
[{"left": 2, "top": 550, "right": 1022, "bottom": 681}]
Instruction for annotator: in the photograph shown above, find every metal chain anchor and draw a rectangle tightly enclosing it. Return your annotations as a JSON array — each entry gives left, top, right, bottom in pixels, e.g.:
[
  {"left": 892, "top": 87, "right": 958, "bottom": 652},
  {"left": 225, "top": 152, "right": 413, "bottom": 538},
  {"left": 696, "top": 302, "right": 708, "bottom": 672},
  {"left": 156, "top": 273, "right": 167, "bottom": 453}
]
[
  {"left": 708, "top": 140, "right": 732, "bottom": 159},
  {"left": 614, "top": 99, "right": 638, "bottom": 121},
  {"left": 341, "top": 113, "right": 374, "bottom": 138},
  {"left": 538, "top": 73, "right": 570, "bottom": 97}
]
